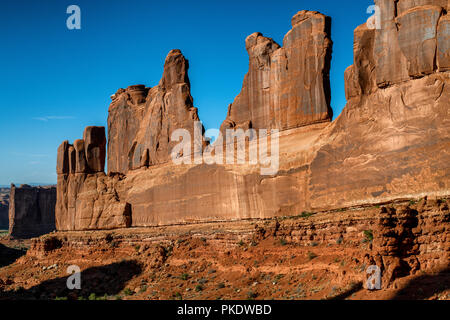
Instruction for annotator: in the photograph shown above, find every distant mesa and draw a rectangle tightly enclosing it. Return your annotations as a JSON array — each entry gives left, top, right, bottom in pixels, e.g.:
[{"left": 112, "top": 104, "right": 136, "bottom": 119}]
[{"left": 8, "top": 184, "right": 56, "bottom": 239}]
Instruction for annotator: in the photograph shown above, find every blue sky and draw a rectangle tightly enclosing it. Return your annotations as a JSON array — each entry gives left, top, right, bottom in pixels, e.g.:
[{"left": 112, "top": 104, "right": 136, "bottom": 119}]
[{"left": 0, "top": 0, "right": 373, "bottom": 186}]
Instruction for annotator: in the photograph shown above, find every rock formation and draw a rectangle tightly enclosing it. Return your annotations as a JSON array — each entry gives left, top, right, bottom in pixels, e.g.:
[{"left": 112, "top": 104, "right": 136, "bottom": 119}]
[
  {"left": 0, "top": 188, "right": 9, "bottom": 229},
  {"left": 8, "top": 184, "right": 56, "bottom": 239},
  {"left": 56, "top": 126, "right": 131, "bottom": 231},
  {"left": 107, "top": 49, "right": 204, "bottom": 175},
  {"left": 55, "top": 2, "right": 449, "bottom": 232},
  {"left": 311, "top": 0, "right": 450, "bottom": 209},
  {"left": 221, "top": 10, "right": 333, "bottom": 133}
]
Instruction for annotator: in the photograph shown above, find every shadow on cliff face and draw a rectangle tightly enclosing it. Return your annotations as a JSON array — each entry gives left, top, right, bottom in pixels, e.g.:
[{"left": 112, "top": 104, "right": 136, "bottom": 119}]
[
  {"left": 0, "top": 260, "right": 142, "bottom": 300},
  {"left": 0, "top": 243, "right": 27, "bottom": 268},
  {"left": 391, "top": 267, "right": 450, "bottom": 300}
]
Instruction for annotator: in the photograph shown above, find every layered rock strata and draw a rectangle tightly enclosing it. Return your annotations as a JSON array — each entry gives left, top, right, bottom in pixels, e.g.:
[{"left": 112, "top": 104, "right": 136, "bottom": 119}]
[
  {"left": 221, "top": 10, "right": 333, "bottom": 133},
  {"left": 55, "top": 2, "right": 449, "bottom": 231},
  {"left": 8, "top": 184, "right": 56, "bottom": 239},
  {"left": 56, "top": 126, "right": 131, "bottom": 231},
  {"left": 107, "top": 49, "right": 204, "bottom": 175}
]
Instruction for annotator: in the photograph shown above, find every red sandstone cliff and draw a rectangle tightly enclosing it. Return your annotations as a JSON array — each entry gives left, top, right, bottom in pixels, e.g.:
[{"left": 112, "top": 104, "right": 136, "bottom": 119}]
[
  {"left": 8, "top": 184, "right": 56, "bottom": 239},
  {"left": 107, "top": 49, "right": 204, "bottom": 175},
  {"left": 55, "top": 1, "right": 449, "bottom": 231},
  {"left": 56, "top": 127, "right": 131, "bottom": 231},
  {"left": 220, "top": 11, "right": 333, "bottom": 133}
]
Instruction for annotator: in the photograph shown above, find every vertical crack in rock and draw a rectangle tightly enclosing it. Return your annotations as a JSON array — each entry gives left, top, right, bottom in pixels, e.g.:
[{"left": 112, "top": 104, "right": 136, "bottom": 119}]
[{"left": 220, "top": 10, "right": 333, "bottom": 133}]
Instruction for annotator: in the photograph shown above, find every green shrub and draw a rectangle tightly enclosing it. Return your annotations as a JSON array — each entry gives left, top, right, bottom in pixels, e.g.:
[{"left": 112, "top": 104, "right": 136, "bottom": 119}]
[
  {"left": 300, "top": 212, "right": 314, "bottom": 218},
  {"left": 180, "top": 273, "right": 190, "bottom": 280},
  {"left": 195, "top": 284, "right": 204, "bottom": 292},
  {"left": 173, "top": 292, "right": 182, "bottom": 300},
  {"left": 123, "top": 288, "right": 133, "bottom": 296},
  {"left": 307, "top": 252, "right": 317, "bottom": 260},
  {"left": 363, "top": 230, "right": 374, "bottom": 242}
]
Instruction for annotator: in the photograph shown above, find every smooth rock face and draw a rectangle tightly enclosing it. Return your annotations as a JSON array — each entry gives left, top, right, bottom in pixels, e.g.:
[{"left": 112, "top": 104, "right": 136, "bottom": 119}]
[
  {"left": 56, "top": 141, "right": 69, "bottom": 175},
  {"left": 437, "top": 14, "right": 450, "bottom": 71},
  {"left": 56, "top": 173, "right": 131, "bottom": 231},
  {"left": 107, "top": 49, "right": 203, "bottom": 175},
  {"left": 73, "top": 139, "right": 87, "bottom": 173},
  {"left": 345, "top": 24, "right": 376, "bottom": 99},
  {"left": 83, "top": 126, "right": 106, "bottom": 173},
  {"left": 373, "top": 0, "right": 411, "bottom": 87},
  {"left": 55, "top": 3, "right": 450, "bottom": 231},
  {"left": 349, "top": 0, "right": 448, "bottom": 90},
  {"left": 396, "top": 0, "right": 447, "bottom": 15},
  {"left": 221, "top": 10, "right": 333, "bottom": 132},
  {"left": 8, "top": 184, "right": 56, "bottom": 239},
  {"left": 397, "top": 5, "right": 441, "bottom": 77}
]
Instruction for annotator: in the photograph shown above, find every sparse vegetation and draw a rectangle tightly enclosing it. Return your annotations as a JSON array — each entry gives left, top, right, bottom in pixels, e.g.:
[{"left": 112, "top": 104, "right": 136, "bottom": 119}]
[
  {"left": 180, "top": 273, "right": 190, "bottom": 280},
  {"left": 123, "top": 288, "right": 133, "bottom": 296},
  {"left": 307, "top": 252, "right": 318, "bottom": 260},
  {"left": 247, "top": 291, "right": 258, "bottom": 299},
  {"left": 173, "top": 292, "right": 182, "bottom": 300},
  {"left": 275, "top": 274, "right": 284, "bottom": 281},
  {"left": 363, "top": 230, "right": 374, "bottom": 242},
  {"left": 195, "top": 284, "right": 204, "bottom": 292},
  {"left": 300, "top": 211, "right": 314, "bottom": 218},
  {"left": 109, "top": 241, "right": 119, "bottom": 248}
]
